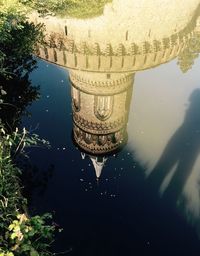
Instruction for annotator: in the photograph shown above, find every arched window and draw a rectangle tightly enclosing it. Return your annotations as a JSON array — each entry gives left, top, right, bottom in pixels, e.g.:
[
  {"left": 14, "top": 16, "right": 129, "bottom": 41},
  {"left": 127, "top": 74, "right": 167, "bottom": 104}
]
[
  {"left": 94, "top": 96, "right": 113, "bottom": 121},
  {"left": 72, "top": 87, "right": 81, "bottom": 112}
]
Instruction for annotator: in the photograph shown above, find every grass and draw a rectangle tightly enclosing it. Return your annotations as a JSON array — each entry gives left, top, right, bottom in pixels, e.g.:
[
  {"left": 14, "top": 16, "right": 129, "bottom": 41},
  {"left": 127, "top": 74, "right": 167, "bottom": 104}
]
[
  {"left": 19, "top": 0, "right": 112, "bottom": 19},
  {"left": 0, "top": 127, "right": 55, "bottom": 256},
  {"left": 0, "top": 1, "right": 56, "bottom": 254}
]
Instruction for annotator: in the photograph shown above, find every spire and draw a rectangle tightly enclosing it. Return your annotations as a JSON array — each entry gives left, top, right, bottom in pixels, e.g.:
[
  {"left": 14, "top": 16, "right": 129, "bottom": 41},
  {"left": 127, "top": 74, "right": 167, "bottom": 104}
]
[
  {"left": 81, "top": 152, "right": 86, "bottom": 159},
  {"left": 90, "top": 156, "right": 107, "bottom": 179}
]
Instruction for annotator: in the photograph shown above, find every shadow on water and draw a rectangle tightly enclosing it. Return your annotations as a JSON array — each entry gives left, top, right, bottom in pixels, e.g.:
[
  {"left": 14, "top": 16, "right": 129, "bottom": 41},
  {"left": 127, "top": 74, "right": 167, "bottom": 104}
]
[
  {"left": 0, "top": 71, "right": 55, "bottom": 204},
  {"left": 20, "top": 161, "right": 55, "bottom": 206},
  {"left": 148, "top": 88, "right": 200, "bottom": 204},
  {"left": 0, "top": 74, "right": 40, "bottom": 132}
]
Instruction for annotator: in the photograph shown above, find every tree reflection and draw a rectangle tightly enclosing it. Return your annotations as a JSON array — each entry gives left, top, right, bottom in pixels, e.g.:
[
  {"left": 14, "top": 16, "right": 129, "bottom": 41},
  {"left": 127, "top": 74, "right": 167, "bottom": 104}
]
[
  {"left": 148, "top": 88, "right": 200, "bottom": 205},
  {"left": 0, "top": 74, "right": 40, "bottom": 132},
  {"left": 178, "top": 33, "right": 200, "bottom": 73}
]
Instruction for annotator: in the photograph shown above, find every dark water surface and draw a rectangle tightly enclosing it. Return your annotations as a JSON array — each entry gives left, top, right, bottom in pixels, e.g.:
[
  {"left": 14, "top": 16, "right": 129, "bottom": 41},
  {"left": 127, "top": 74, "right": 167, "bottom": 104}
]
[{"left": 22, "top": 57, "right": 200, "bottom": 255}]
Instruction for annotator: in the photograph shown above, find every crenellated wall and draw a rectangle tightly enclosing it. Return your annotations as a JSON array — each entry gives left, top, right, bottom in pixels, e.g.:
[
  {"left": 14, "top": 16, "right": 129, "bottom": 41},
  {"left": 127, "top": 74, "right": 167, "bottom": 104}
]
[
  {"left": 36, "top": 39, "right": 189, "bottom": 72},
  {"left": 27, "top": 0, "right": 200, "bottom": 155},
  {"left": 29, "top": 0, "right": 200, "bottom": 72}
]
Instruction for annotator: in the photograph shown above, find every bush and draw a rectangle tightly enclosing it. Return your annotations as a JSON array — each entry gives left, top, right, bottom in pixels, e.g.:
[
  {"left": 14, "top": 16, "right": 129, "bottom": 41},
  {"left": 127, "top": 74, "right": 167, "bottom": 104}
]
[
  {"left": 0, "top": 126, "right": 54, "bottom": 256},
  {"left": 0, "top": 0, "right": 44, "bottom": 78},
  {"left": 0, "top": 1, "right": 56, "bottom": 255}
]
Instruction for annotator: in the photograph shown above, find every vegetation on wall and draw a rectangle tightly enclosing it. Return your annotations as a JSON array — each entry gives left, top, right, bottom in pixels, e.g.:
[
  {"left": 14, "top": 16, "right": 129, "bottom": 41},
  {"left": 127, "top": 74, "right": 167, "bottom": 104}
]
[
  {"left": 19, "top": 0, "right": 112, "bottom": 19},
  {"left": 178, "top": 33, "right": 200, "bottom": 73}
]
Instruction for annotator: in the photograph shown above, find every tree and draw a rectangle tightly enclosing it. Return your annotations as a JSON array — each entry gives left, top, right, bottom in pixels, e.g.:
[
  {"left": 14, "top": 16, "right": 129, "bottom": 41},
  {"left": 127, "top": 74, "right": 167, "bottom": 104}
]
[
  {"left": 177, "top": 34, "right": 200, "bottom": 73},
  {"left": 0, "top": 0, "right": 44, "bottom": 79},
  {"left": 0, "top": 0, "right": 44, "bottom": 132}
]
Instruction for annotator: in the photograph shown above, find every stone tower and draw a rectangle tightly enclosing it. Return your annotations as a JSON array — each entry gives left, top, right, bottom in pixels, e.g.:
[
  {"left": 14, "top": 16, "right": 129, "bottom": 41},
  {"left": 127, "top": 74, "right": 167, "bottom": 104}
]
[
  {"left": 71, "top": 71, "right": 134, "bottom": 155},
  {"left": 28, "top": 0, "right": 200, "bottom": 177}
]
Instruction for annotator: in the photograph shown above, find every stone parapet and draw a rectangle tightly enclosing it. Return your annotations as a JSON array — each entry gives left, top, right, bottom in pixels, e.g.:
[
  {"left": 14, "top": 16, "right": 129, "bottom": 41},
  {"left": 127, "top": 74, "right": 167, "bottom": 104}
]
[
  {"left": 29, "top": 1, "right": 200, "bottom": 72},
  {"left": 69, "top": 71, "right": 134, "bottom": 95},
  {"left": 73, "top": 123, "right": 127, "bottom": 155},
  {"left": 37, "top": 39, "right": 189, "bottom": 72}
]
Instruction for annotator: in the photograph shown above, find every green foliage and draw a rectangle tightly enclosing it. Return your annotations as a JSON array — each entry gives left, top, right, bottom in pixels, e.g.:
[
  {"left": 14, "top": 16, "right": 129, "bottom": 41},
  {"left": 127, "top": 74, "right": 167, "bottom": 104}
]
[
  {"left": 178, "top": 33, "right": 200, "bottom": 73},
  {"left": 0, "top": 0, "right": 44, "bottom": 78},
  {"left": 0, "top": 2, "right": 56, "bottom": 254},
  {"left": 20, "top": 0, "right": 112, "bottom": 18},
  {"left": 6, "top": 213, "right": 54, "bottom": 255},
  {"left": 0, "top": 126, "right": 54, "bottom": 256},
  {"left": 0, "top": 0, "right": 42, "bottom": 131}
]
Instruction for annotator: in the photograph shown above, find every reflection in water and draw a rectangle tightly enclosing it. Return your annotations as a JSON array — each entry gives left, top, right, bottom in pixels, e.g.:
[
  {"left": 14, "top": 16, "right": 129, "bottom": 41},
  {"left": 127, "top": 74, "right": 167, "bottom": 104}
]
[
  {"left": 21, "top": 162, "right": 55, "bottom": 203},
  {"left": 70, "top": 71, "right": 133, "bottom": 178},
  {"left": 0, "top": 68, "right": 55, "bottom": 203},
  {"left": 127, "top": 60, "right": 200, "bottom": 236},
  {"left": 30, "top": 1, "right": 199, "bottom": 181},
  {"left": 27, "top": 0, "right": 200, "bottom": 245},
  {"left": 0, "top": 74, "right": 40, "bottom": 132},
  {"left": 148, "top": 89, "right": 200, "bottom": 205},
  {"left": 30, "top": 0, "right": 200, "bottom": 73}
]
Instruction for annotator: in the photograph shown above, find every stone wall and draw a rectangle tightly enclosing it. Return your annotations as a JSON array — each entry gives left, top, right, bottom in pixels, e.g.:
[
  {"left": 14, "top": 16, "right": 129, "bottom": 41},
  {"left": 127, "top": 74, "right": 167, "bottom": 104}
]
[
  {"left": 29, "top": 0, "right": 199, "bottom": 72},
  {"left": 36, "top": 36, "right": 191, "bottom": 72}
]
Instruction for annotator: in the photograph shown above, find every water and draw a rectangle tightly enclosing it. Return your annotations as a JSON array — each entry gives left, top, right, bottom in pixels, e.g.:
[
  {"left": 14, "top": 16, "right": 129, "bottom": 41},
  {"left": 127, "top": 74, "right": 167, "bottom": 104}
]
[{"left": 20, "top": 55, "right": 200, "bottom": 255}]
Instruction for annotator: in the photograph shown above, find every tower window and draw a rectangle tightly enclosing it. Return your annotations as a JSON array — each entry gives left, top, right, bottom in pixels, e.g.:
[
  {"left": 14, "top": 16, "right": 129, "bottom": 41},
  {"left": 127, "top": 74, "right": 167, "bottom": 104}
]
[
  {"left": 65, "top": 26, "right": 68, "bottom": 36},
  {"left": 107, "top": 73, "right": 111, "bottom": 79},
  {"left": 126, "top": 31, "right": 128, "bottom": 41}
]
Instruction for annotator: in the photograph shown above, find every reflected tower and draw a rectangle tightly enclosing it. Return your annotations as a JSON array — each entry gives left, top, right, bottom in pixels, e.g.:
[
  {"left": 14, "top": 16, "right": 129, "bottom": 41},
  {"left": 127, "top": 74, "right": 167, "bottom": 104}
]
[
  {"left": 71, "top": 71, "right": 134, "bottom": 154},
  {"left": 28, "top": 0, "right": 200, "bottom": 177},
  {"left": 71, "top": 71, "right": 134, "bottom": 178}
]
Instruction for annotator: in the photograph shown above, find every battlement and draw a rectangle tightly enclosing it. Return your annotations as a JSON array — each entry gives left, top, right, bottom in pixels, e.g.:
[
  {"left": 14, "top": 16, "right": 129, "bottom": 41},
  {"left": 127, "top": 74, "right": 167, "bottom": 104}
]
[
  {"left": 29, "top": 0, "right": 200, "bottom": 72},
  {"left": 36, "top": 37, "right": 190, "bottom": 73}
]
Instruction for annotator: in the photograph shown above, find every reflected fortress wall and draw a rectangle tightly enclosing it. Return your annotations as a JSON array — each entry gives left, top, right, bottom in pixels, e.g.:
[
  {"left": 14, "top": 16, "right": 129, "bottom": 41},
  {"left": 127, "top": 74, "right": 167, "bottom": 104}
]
[
  {"left": 28, "top": 0, "right": 200, "bottom": 164},
  {"left": 29, "top": 0, "right": 200, "bottom": 72},
  {"left": 27, "top": 0, "right": 200, "bottom": 235}
]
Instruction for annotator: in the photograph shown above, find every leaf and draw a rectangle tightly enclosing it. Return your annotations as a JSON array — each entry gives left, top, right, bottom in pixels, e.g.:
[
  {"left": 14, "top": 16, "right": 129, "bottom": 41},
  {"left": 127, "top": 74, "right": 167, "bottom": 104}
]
[
  {"left": 20, "top": 243, "right": 32, "bottom": 252},
  {"left": 30, "top": 248, "right": 39, "bottom": 256}
]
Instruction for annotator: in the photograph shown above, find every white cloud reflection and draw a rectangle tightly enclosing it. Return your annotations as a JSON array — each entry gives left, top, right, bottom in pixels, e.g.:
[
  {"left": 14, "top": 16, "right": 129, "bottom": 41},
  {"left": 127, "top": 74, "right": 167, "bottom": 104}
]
[{"left": 127, "top": 57, "right": 200, "bottom": 232}]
